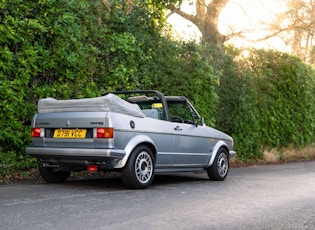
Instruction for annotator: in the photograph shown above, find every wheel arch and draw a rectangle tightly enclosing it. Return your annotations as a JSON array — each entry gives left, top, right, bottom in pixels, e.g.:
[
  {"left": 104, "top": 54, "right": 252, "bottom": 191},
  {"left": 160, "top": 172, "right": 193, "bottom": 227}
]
[
  {"left": 208, "top": 140, "right": 230, "bottom": 167},
  {"left": 116, "top": 135, "right": 157, "bottom": 168}
]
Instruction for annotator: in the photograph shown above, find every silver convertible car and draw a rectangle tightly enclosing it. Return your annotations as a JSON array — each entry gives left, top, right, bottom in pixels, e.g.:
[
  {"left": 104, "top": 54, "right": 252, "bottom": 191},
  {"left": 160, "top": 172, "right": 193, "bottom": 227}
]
[{"left": 26, "top": 90, "right": 236, "bottom": 189}]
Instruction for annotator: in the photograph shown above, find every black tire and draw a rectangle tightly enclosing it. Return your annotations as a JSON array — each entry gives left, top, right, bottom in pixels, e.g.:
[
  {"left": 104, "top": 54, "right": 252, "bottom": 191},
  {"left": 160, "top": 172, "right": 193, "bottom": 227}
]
[
  {"left": 207, "top": 147, "right": 229, "bottom": 181},
  {"left": 121, "top": 145, "right": 155, "bottom": 189},
  {"left": 39, "top": 163, "right": 70, "bottom": 183}
]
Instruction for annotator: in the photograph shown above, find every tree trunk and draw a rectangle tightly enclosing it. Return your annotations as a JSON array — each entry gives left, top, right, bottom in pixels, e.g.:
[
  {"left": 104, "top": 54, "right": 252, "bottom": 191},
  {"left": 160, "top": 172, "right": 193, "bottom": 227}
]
[
  {"left": 168, "top": 0, "right": 229, "bottom": 47},
  {"left": 200, "top": 0, "right": 228, "bottom": 45}
]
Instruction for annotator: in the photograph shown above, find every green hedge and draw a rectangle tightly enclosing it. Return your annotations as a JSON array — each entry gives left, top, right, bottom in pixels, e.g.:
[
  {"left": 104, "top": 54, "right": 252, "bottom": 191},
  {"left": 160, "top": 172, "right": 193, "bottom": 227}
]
[
  {"left": 0, "top": 0, "right": 164, "bottom": 174},
  {"left": 248, "top": 50, "right": 315, "bottom": 147},
  {"left": 208, "top": 45, "right": 262, "bottom": 161},
  {"left": 1, "top": 0, "right": 315, "bottom": 176},
  {"left": 0, "top": 0, "right": 218, "bottom": 175},
  {"left": 216, "top": 47, "right": 315, "bottom": 161}
]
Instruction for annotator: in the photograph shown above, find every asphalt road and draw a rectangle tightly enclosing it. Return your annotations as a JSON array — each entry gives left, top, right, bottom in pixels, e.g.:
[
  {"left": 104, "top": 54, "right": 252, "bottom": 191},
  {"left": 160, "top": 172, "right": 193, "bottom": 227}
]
[{"left": 0, "top": 161, "right": 314, "bottom": 230}]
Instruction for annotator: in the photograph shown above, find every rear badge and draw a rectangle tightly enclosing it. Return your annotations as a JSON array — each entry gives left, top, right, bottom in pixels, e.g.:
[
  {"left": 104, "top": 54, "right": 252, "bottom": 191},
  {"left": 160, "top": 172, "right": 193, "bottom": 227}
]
[
  {"left": 65, "top": 121, "right": 71, "bottom": 127},
  {"left": 130, "top": 121, "right": 135, "bottom": 129}
]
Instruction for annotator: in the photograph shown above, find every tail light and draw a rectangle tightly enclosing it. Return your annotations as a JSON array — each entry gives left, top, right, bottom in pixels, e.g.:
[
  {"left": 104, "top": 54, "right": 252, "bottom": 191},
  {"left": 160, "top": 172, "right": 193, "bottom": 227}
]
[
  {"left": 31, "top": 128, "right": 45, "bottom": 137},
  {"left": 87, "top": 165, "right": 98, "bottom": 172},
  {"left": 95, "top": 128, "right": 114, "bottom": 138}
]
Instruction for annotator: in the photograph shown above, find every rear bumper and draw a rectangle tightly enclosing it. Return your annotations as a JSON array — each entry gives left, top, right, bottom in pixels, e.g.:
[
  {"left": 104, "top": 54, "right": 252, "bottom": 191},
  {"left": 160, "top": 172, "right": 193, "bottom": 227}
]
[{"left": 26, "top": 147, "right": 126, "bottom": 169}]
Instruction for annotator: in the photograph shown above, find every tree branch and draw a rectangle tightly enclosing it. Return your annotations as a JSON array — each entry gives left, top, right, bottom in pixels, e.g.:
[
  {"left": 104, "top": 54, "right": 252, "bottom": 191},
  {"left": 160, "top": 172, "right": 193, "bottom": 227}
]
[{"left": 166, "top": 7, "right": 198, "bottom": 25}]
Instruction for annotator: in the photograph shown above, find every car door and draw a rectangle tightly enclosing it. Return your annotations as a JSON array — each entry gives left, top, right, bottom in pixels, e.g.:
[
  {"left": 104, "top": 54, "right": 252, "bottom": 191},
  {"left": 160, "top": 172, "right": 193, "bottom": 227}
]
[{"left": 167, "top": 99, "right": 211, "bottom": 167}]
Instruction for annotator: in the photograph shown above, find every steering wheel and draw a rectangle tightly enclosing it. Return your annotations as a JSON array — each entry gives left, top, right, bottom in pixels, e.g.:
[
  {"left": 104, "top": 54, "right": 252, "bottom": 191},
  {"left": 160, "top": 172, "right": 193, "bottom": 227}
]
[
  {"left": 183, "top": 119, "right": 194, "bottom": 124},
  {"left": 171, "top": 117, "right": 184, "bottom": 123}
]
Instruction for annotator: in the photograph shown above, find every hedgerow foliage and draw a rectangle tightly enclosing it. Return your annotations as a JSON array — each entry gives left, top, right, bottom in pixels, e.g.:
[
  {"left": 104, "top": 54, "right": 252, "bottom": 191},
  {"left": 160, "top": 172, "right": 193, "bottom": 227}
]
[
  {"left": 216, "top": 47, "right": 315, "bottom": 161},
  {"left": 210, "top": 45, "right": 263, "bottom": 161},
  {"left": 149, "top": 41, "right": 218, "bottom": 126},
  {"left": 1, "top": 0, "right": 315, "bottom": 176},
  {"left": 246, "top": 50, "right": 315, "bottom": 148},
  {"left": 0, "top": 0, "right": 216, "bottom": 175}
]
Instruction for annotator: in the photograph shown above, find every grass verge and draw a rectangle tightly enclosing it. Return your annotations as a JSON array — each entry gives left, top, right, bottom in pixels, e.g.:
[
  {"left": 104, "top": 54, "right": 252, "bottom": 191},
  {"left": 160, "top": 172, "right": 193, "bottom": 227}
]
[{"left": 230, "top": 145, "right": 315, "bottom": 167}]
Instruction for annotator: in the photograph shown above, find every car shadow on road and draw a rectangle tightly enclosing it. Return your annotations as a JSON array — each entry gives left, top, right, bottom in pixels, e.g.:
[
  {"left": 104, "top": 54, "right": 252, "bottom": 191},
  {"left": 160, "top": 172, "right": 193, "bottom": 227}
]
[
  {"left": 153, "top": 172, "right": 209, "bottom": 186},
  {"left": 59, "top": 172, "right": 209, "bottom": 190},
  {"left": 62, "top": 174, "right": 125, "bottom": 191}
]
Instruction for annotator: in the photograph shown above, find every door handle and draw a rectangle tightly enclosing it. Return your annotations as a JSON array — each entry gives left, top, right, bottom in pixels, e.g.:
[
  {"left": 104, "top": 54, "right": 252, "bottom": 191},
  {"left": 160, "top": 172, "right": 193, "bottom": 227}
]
[{"left": 174, "top": 126, "right": 182, "bottom": 131}]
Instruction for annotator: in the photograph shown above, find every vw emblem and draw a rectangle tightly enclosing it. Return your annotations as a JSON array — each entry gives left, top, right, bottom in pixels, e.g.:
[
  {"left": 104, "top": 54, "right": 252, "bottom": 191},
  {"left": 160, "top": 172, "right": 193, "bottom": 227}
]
[{"left": 65, "top": 121, "right": 71, "bottom": 127}]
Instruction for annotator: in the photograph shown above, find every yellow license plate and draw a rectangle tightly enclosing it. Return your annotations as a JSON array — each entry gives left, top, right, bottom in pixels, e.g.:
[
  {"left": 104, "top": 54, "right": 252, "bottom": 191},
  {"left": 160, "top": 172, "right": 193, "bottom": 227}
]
[{"left": 53, "top": 129, "right": 87, "bottom": 138}]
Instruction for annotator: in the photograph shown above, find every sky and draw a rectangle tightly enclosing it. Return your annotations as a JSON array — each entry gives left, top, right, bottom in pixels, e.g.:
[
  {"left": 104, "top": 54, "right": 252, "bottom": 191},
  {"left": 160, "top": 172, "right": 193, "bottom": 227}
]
[{"left": 167, "top": 0, "right": 289, "bottom": 51}]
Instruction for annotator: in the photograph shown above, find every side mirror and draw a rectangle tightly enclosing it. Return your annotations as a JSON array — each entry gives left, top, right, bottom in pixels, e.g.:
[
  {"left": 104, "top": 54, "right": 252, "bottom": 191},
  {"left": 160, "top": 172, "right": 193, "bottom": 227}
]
[
  {"left": 200, "top": 117, "right": 205, "bottom": 126},
  {"left": 195, "top": 117, "right": 205, "bottom": 127},
  {"left": 201, "top": 117, "right": 205, "bottom": 125}
]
